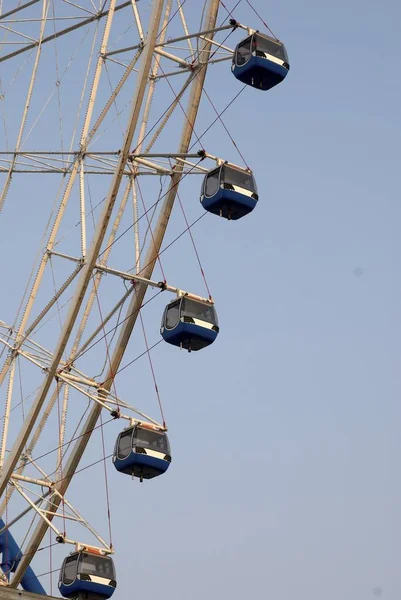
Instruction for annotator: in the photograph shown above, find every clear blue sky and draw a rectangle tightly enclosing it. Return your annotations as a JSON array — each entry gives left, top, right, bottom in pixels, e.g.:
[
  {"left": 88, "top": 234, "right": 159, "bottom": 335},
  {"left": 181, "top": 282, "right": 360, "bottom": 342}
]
[{"left": 0, "top": 1, "right": 400, "bottom": 599}]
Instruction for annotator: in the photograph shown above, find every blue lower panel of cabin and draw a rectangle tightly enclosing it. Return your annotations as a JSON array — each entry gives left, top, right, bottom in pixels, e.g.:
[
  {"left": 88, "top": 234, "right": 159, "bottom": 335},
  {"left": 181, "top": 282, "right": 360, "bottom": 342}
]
[
  {"left": 114, "top": 452, "right": 170, "bottom": 479},
  {"left": 232, "top": 57, "right": 288, "bottom": 91},
  {"left": 162, "top": 321, "right": 218, "bottom": 351},
  {"left": 201, "top": 188, "right": 257, "bottom": 220},
  {"left": 59, "top": 578, "right": 116, "bottom": 599}
]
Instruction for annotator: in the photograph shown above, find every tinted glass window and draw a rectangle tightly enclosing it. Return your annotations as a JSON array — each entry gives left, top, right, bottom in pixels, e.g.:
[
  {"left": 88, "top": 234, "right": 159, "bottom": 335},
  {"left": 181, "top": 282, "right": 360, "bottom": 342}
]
[
  {"left": 133, "top": 428, "right": 170, "bottom": 454},
  {"left": 235, "top": 37, "right": 251, "bottom": 66},
  {"left": 78, "top": 554, "right": 115, "bottom": 579},
  {"left": 165, "top": 300, "right": 180, "bottom": 329},
  {"left": 117, "top": 429, "right": 133, "bottom": 459},
  {"left": 254, "top": 35, "right": 287, "bottom": 61},
  {"left": 63, "top": 555, "right": 77, "bottom": 585},
  {"left": 181, "top": 299, "right": 218, "bottom": 326},
  {"left": 222, "top": 167, "right": 256, "bottom": 193},
  {"left": 204, "top": 169, "right": 220, "bottom": 197}
]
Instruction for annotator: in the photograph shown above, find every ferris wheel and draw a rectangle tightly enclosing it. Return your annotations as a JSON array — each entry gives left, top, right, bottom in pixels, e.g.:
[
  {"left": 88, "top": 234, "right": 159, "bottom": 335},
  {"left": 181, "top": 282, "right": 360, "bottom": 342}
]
[{"left": 0, "top": 1, "right": 289, "bottom": 597}]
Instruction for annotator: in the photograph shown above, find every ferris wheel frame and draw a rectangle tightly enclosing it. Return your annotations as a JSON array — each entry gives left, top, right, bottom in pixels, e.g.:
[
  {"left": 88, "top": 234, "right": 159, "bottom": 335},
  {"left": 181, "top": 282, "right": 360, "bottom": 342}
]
[{"left": 0, "top": 0, "right": 274, "bottom": 594}]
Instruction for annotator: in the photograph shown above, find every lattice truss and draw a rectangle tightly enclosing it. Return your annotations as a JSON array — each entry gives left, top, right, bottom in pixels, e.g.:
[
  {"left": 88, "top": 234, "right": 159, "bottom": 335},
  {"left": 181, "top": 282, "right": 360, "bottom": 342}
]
[{"left": 0, "top": 0, "right": 256, "bottom": 588}]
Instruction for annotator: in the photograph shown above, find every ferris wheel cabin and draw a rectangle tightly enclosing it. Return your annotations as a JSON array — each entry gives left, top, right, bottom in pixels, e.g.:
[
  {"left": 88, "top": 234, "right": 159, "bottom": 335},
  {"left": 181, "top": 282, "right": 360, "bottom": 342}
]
[
  {"left": 161, "top": 297, "right": 219, "bottom": 351},
  {"left": 113, "top": 424, "right": 171, "bottom": 480},
  {"left": 232, "top": 32, "right": 289, "bottom": 91},
  {"left": 58, "top": 551, "right": 116, "bottom": 600},
  {"left": 201, "top": 164, "right": 258, "bottom": 220}
]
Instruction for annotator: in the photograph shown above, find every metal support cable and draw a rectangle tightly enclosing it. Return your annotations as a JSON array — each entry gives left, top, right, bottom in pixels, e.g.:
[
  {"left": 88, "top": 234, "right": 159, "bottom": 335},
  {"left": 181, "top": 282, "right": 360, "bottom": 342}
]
[
  {"left": 176, "top": 189, "right": 212, "bottom": 299},
  {"left": 138, "top": 310, "right": 166, "bottom": 427},
  {"left": 99, "top": 413, "right": 113, "bottom": 549},
  {"left": 202, "top": 85, "right": 249, "bottom": 168},
  {"left": 135, "top": 178, "right": 167, "bottom": 282},
  {"left": 244, "top": 0, "right": 278, "bottom": 39}
]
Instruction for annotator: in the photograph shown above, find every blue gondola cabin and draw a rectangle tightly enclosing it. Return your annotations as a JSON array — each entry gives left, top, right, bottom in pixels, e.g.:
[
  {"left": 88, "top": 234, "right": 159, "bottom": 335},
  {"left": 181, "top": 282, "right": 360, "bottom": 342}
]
[
  {"left": 113, "top": 424, "right": 171, "bottom": 481},
  {"left": 201, "top": 164, "right": 258, "bottom": 220},
  {"left": 59, "top": 550, "right": 116, "bottom": 600},
  {"left": 232, "top": 32, "right": 289, "bottom": 91},
  {"left": 161, "top": 297, "right": 219, "bottom": 351}
]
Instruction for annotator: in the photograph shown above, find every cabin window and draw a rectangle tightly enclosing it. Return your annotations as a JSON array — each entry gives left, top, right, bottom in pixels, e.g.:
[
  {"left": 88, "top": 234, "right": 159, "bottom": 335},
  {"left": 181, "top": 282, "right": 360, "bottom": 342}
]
[
  {"left": 200, "top": 176, "right": 206, "bottom": 197},
  {"left": 204, "top": 170, "right": 220, "bottom": 197},
  {"left": 222, "top": 167, "right": 256, "bottom": 193},
  {"left": 165, "top": 301, "right": 180, "bottom": 329},
  {"left": 235, "top": 38, "right": 251, "bottom": 66},
  {"left": 254, "top": 35, "right": 287, "bottom": 61},
  {"left": 63, "top": 555, "right": 77, "bottom": 585},
  {"left": 133, "top": 428, "right": 170, "bottom": 454},
  {"left": 181, "top": 299, "right": 218, "bottom": 326},
  {"left": 79, "top": 554, "right": 115, "bottom": 579},
  {"left": 117, "top": 429, "right": 133, "bottom": 459}
]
